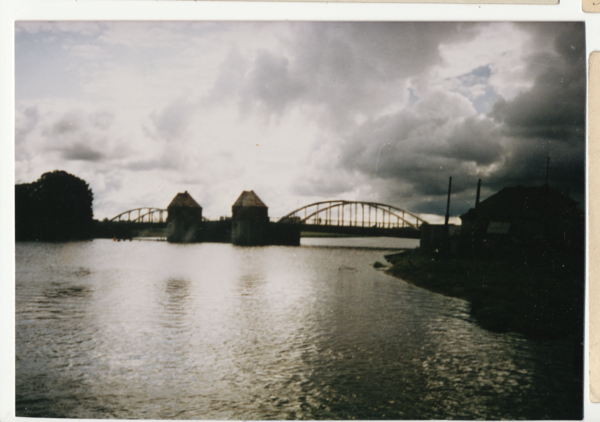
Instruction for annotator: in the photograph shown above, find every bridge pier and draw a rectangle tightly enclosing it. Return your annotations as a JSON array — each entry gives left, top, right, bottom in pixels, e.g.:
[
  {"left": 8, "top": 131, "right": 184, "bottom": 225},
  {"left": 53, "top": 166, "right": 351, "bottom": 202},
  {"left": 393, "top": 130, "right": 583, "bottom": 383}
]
[
  {"left": 231, "top": 191, "right": 268, "bottom": 246},
  {"left": 166, "top": 191, "right": 203, "bottom": 243},
  {"left": 232, "top": 191, "right": 300, "bottom": 246}
]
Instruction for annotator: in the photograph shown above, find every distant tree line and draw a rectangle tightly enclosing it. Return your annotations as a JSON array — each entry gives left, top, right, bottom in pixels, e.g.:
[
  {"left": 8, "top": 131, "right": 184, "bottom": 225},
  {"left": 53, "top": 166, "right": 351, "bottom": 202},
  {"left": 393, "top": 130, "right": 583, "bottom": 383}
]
[{"left": 15, "top": 170, "right": 94, "bottom": 241}]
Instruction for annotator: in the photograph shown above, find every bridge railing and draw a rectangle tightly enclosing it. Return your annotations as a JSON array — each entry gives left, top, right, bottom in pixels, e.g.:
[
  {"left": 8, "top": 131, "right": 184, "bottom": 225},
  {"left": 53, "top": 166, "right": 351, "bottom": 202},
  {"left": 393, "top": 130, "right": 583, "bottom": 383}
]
[{"left": 277, "top": 218, "right": 416, "bottom": 229}]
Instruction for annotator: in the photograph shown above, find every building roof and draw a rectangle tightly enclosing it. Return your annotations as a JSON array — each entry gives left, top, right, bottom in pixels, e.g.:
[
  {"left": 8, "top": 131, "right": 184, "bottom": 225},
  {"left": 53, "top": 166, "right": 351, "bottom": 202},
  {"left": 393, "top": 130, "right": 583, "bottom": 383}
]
[
  {"left": 167, "top": 191, "right": 202, "bottom": 209},
  {"left": 232, "top": 190, "right": 267, "bottom": 208},
  {"left": 460, "top": 185, "right": 581, "bottom": 223}
]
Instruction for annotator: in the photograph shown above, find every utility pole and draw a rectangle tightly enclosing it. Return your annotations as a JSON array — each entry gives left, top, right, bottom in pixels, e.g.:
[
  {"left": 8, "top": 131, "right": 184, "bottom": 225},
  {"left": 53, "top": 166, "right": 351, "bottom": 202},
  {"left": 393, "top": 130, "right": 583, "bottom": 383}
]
[
  {"left": 475, "top": 179, "right": 482, "bottom": 209},
  {"left": 445, "top": 176, "right": 452, "bottom": 226}
]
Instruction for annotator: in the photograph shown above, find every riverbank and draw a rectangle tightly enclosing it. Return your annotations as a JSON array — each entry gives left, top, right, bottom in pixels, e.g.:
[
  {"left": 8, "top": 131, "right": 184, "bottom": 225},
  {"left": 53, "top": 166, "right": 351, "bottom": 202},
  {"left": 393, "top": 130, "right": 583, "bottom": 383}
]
[
  {"left": 384, "top": 248, "right": 584, "bottom": 340},
  {"left": 300, "top": 232, "right": 362, "bottom": 238}
]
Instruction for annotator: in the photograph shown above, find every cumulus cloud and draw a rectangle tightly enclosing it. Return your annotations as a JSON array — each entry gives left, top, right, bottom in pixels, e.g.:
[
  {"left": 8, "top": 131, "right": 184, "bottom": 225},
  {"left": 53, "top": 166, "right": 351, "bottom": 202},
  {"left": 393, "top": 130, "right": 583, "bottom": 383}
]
[
  {"left": 148, "top": 98, "right": 196, "bottom": 142},
  {"left": 37, "top": 111, "right": 118, "bottom": 163},
  {"left": 295, "top": 22, "right": 587, "bottom": 216},
  {"left": 208, "top": 22, "right": 480, "bottom": 131},
  {"left": 16, "top": 106, "right": 39, "bottom": 142},
  {"left": 89, "top": 112, "right": 114, "bottom": 131},
  {"left": 239, "top": 50, "right": 307, "bottom": 119}
]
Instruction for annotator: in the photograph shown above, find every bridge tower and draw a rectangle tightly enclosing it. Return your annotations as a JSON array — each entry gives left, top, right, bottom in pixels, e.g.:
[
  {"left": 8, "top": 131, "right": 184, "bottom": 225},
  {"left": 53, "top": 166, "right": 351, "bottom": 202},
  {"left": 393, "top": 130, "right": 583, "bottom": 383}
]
[
  {"left": 231, "top": 190, "right": 269, "bottom": 246},
  {"left": 166, "top": 191, "right": 203, "bottom": 243}
]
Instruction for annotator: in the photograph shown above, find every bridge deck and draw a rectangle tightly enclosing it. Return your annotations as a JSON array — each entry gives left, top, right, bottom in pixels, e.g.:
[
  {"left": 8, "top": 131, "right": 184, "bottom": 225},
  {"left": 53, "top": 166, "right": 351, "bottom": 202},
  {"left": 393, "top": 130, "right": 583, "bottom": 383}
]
[{"left": 291, "top": 223, "right": 420, "bottom": 239}]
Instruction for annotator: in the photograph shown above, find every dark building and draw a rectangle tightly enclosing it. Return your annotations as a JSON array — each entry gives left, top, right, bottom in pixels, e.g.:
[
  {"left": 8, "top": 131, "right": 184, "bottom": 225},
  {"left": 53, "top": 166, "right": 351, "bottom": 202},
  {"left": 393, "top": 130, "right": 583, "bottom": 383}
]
[
  {"left": 231, "top": 190, "right": 269, "bottom": 246},
  {"left": 460, "top": 185, "right": 584, "bottom": 254},
  {"left": 166, "top": 191, "right": 203, "bottom": 243}
]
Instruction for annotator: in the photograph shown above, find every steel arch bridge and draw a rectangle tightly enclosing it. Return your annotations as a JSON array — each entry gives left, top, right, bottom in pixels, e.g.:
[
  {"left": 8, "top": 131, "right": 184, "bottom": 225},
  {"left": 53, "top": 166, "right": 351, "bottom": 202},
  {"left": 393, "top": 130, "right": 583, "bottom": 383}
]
[
  {"left": 110, "top": 208, "right": 211, "bottom": 223},
  {"left": 110, "top": 207, "right": 169, "bottom": 223},
  {"left": 278, "top": 200, "right": 427, "bottom": 230}
]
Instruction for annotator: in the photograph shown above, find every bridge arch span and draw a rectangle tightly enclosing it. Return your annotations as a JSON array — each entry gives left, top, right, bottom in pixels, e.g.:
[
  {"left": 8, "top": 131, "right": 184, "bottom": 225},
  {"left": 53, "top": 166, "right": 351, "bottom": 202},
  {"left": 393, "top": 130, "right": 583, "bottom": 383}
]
[
  {"left": 110, "top": 208, "right": 211, "bottom": 223},
  {"left": 278, "top": 200, "right": 427, "bottom": 230},
  {"left": 110, "top": 208, "right": 168, "bottom": 223}
]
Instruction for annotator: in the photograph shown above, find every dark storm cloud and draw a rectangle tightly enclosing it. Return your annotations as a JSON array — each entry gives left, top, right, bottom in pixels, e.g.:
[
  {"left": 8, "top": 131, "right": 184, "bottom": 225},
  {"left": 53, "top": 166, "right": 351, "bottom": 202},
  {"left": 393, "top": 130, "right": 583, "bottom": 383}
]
[
  {"left": 379, "top": 176, "right": 484, "bottom": 216},
  {"left": 486, "top": 22, "right": 586, "bottom": 199},
  {"left": 324, "top": 22, "right": 585, "bottom": 216},
  {"left": 443, "top": 118, "right": 503, "bottom": 166},
  {"left": 335, "top": 90, "right": 482, "bottom": 198},
  {"left": 480, "top": 136, "right": 585, "bottom": 201},
  {"left": 491, "top": 23, "right": 585, "bottom": 141}
]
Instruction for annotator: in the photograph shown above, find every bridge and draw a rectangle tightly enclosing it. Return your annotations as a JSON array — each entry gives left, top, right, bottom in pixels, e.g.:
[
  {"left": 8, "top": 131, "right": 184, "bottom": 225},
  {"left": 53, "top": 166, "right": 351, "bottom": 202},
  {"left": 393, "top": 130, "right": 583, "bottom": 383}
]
[
  {"left": 110, "top": 207, "right": 210, "bottom": 223},
  {"left": 110, "top": 207, "right": 169, "bottom": 223},
  {"left": 276, "top": 200, "right": 426, "bottom": 238},
  {"left": 109, "top": 200, "right": 426, "bottom": 239}
]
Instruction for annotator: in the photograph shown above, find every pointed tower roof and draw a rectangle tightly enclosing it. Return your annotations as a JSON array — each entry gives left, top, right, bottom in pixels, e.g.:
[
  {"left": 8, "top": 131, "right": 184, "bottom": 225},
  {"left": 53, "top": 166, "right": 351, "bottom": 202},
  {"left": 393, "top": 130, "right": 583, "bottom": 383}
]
[
  {"left": 168, "top": 191, "right": 202, "bottom": 209},
  {"left": 232, "top": 190, "right": 267, "bottom": 208}
]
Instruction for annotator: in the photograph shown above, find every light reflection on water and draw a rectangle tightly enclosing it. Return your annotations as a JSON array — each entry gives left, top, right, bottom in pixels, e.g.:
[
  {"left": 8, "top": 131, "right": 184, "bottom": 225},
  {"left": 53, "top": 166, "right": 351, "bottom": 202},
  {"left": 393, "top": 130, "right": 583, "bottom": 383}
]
[{"left": 16, "top": 239, "right": 581, "bottom": 419}]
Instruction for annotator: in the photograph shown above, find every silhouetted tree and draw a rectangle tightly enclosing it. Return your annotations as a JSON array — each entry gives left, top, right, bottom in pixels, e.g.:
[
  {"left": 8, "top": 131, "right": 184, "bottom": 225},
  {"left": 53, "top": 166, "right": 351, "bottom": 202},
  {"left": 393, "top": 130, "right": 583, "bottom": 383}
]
[{"left": 15, "top": 170, "right": 94, "bottom": 241}]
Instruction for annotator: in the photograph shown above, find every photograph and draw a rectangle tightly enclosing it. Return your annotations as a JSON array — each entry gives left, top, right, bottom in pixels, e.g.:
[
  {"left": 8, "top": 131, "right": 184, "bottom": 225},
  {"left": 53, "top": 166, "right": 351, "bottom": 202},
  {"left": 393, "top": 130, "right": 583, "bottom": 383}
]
[{"left": 13, "top": 20, "right": 586, "bottom": 420}]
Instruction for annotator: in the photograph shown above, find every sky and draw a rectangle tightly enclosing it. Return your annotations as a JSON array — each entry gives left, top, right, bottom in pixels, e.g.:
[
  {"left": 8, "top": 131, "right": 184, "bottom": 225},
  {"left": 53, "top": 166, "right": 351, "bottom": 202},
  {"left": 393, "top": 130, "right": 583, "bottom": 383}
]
[{"left": 14, "top": 21, "right": 586, "bottom": 223}]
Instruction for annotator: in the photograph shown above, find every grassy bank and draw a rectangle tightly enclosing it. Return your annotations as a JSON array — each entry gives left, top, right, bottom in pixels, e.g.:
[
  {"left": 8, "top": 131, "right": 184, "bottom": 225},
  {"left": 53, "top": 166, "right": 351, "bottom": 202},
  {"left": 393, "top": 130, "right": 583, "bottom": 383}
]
[{"left": 385, "top": 248, "right": 584, "bottom": 340}]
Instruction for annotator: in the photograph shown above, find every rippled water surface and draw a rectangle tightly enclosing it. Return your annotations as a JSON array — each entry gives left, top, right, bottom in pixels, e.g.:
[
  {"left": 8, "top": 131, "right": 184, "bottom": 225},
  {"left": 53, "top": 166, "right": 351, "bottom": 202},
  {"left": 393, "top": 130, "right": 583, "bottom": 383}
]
[{"left": 16, "top": 239, "right": 581, "bottom": 419}]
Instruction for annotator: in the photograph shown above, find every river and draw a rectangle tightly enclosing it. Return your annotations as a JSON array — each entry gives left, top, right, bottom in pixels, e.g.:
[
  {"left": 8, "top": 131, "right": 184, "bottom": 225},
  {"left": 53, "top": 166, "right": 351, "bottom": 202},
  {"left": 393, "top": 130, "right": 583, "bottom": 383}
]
[{"left": 16, "top": 238, "right": 582, "bottom": 419}]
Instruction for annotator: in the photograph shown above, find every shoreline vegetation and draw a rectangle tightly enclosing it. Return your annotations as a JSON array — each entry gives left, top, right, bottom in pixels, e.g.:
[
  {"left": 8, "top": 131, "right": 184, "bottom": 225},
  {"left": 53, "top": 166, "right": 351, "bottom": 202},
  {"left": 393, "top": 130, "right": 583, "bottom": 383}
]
[{"left": 383, "top": 248, "right": 584, "bottom": 341}]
